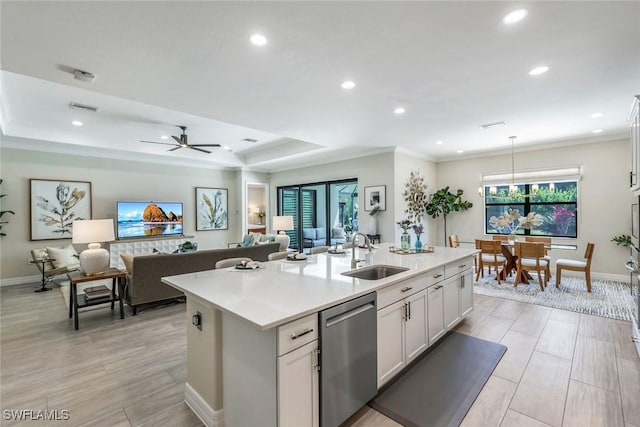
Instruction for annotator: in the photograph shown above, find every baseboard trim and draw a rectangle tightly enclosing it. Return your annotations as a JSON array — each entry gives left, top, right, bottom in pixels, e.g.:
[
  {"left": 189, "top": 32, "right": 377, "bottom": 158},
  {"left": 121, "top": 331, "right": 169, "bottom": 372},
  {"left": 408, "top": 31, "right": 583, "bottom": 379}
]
[
  {"left": 0, "top": 274, "right": 41, "bottom": 287},
  {"left": 185, "top": 382, "right": 223, "bottom": 427}
]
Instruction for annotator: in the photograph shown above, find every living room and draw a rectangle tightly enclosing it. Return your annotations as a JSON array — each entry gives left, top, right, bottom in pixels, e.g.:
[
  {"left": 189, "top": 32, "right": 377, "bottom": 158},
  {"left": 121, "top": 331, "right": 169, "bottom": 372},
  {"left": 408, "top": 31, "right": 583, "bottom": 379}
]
[{"left": 2, "top": 2, "right": 640, "bottom": 427}]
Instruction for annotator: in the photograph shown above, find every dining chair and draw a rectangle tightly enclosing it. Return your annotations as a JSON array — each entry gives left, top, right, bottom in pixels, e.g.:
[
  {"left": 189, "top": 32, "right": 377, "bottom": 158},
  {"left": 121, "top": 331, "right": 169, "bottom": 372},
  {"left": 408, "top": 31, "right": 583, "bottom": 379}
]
[
  {"left": 268, "top": 252, "right": 288, "bottom": 261},
  {"left": 555, "top": 242, "right": 595, "bottom": 292},
  {"left": 448, "top": 235, "right": 460, "bottom": 248},
  {"left": 514, "top": 242, "right": 549, "bottom": 291},
  {"left": 475, "top": 239, "right": 506, "bottom": 284},
  {"left": 215, "top": 257, "right": 253, "bottom": 269},
  {"left": 310, "top": 246, "right": 329, "bottom": 254},
  {"left": 492, "top": 235, "right": 509, "bottom": 241},
  {"left": 524, "top": 236, "right": 552, "bottom": 277}
]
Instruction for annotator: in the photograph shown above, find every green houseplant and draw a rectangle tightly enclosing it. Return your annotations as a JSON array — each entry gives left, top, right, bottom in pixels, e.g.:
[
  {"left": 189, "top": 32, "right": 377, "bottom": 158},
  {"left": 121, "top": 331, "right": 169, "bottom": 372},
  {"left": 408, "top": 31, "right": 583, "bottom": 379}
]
[
  {"left": 0, "top": 179, "right": 15, "bottom": 237},
  {"left": 611, "top": 234, "right": 631, "bottom": 247},
  {"left": 425, "top": 187, "right": 473, "bottom": 246}
]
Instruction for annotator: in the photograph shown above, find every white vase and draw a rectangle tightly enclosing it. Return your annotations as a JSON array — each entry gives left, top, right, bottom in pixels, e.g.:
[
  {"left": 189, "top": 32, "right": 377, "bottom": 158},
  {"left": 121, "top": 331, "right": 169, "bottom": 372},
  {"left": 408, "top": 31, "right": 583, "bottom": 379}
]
[{"left": 368, "top": 216, "right": 377, "bottom": 235}]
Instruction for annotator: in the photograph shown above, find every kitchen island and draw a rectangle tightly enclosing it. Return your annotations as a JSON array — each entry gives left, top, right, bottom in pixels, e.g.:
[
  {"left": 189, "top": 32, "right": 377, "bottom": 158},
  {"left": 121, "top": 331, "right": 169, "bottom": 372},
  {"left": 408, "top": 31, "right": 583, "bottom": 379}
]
[{"left": 163, "top": 243, "right": 478, "bottom": 427}]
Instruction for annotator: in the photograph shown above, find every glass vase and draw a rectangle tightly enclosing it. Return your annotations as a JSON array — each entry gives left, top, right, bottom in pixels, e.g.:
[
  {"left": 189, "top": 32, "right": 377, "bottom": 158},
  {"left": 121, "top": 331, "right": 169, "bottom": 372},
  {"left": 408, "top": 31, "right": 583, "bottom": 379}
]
[
  {"left": 400, "top": 231, "right": 411, "bottom": 251},
  {"left": 415, "top": 234, "right": 423, "bottom": 251}
]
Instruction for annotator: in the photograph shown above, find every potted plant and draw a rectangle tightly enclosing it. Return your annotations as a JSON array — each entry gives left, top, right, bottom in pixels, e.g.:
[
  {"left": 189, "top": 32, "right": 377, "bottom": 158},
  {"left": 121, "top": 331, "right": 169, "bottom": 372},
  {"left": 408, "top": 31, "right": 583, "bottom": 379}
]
[
  {"left": 425, "top": 187, "right": 473, "bottom": 246},
  {"left": 368, "top": 204, "right": 380, "bottom": 234},
  {"left": 396, "top": 219, "right": 413, "bottom": 251},
  {"left": 611, "top": 234, "right": 631, "bottom": 247},
  {"left": 0, "top": 179, "right": 15, "bottom": 237}
]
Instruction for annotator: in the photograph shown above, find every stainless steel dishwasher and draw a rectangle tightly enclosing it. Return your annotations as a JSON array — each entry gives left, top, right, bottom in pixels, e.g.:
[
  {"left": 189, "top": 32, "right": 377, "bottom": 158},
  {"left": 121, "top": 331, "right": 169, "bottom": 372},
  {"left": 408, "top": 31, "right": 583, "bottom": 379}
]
[{"left": 319, "top": 292, "right": 377, "bottom": 427}]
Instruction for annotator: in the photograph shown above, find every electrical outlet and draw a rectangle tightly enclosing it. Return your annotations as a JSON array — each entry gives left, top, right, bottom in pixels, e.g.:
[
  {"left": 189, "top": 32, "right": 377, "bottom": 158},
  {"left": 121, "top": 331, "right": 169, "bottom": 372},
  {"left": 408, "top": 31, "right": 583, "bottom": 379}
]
[{"left": 192, "top": 311, "right": 202, "bottom": 330}]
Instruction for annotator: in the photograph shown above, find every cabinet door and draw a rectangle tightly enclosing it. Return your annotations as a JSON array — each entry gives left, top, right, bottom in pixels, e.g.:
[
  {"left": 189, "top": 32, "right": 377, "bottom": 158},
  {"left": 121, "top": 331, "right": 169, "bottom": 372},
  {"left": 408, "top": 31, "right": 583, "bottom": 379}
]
[
  {"left": 377, "top": 300, "right": 406, "bottom": 388},
  {"left": 459, "top": 269, "right": 474, "bottom": 318},
  {"left": 427, "top": 285, "right": 445, "bottom": 346},
  {"left": 404, "top": 289, "right": 428, "bottom": 363},
  {"left": 277, "top": 340, "right": 319, "bottom": 427},
  {"left": 443, "top": 276, "right": 461, "bottom": 329}
]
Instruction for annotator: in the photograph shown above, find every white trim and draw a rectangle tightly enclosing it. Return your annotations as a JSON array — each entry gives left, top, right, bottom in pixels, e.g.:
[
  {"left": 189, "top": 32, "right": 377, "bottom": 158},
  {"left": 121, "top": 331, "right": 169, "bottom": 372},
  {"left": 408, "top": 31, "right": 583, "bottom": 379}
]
[
  {"left": 185, "top": 382, "right": 223, "bottom": 427},
  {"left": 0, "top": 275, "right": 41, "bottom": 287},
  {"left": 482, "top": 166, "right": 582, "bottom": 184}
]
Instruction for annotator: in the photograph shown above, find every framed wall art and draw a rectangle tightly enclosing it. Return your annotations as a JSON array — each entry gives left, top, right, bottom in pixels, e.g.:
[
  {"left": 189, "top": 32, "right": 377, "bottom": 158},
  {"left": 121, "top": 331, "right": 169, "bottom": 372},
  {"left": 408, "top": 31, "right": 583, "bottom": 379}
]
[
  {"left": 364, "top": 185, "right": 386, "bottom": 211},
  {"left": 196, "top": 187, "right": 228, "bottom": 231},
  {"left": 30, "top": 179, "right": 92, "bottom": 241}
]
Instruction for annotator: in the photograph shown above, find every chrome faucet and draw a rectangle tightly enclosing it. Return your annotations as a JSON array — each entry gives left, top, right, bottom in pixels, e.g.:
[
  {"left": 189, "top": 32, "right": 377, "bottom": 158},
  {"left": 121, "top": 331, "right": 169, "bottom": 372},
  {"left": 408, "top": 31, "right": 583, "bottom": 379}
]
[{"left": 351, "top": 232, "right": 372, "bottom": 269}]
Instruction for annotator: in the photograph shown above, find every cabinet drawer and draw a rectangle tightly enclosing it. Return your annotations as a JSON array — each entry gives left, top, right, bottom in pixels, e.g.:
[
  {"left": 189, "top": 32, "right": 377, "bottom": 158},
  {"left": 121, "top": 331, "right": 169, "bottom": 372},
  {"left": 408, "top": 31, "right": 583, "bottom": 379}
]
[
  {"left": 444, "top": 257, "right": 473, "bottom": 279},
  {"left": 278, "top": 313, "right": 318, "bottom": 356},
  {"left": 377, "top": 273, "right": 430, "bottom": 309}
]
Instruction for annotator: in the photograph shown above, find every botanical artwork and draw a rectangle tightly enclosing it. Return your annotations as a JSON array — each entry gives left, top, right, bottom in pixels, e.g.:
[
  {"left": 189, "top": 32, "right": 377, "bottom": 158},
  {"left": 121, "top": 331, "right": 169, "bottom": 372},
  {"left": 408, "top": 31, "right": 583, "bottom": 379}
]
[
  {"left": 402, "top": 170, "right": 428, "bottom": 223},
  {"left": 30, "top": 179, "right": 92, "bottom": 240},
  {"left": 364, "top": 185, "right": 386, "bottom": 211},
  {"left": 196, "top": 187, "right": 228, "bottom": 231}
]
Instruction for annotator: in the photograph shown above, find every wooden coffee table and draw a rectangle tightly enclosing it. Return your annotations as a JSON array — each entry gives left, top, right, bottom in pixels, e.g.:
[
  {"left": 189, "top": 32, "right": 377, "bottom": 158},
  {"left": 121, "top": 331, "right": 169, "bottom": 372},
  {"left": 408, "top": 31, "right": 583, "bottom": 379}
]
[{"left": 67, "top": 268, "right": 126, "bottom": 330}]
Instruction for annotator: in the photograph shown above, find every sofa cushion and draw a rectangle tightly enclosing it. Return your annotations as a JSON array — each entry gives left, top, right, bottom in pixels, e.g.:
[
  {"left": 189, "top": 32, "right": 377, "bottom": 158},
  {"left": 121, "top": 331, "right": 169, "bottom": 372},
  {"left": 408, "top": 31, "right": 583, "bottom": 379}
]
[
  {"left": 241, "top": 233, "right": 262, "bottom": 247},
  {"left": 331, "top": 227, "right": 345, "bottom": 239},
  {"left": 46, "top": 245, "right": 79, "bottom": 269},
  {"left": 315, "top": 227, "right": 326, "bottom": 239},
  {"left": 260, "top": 234, "right": 276, "bottom": 243},
  {"left": 303, "top": 228, "right": 316, "bottom": 240}
]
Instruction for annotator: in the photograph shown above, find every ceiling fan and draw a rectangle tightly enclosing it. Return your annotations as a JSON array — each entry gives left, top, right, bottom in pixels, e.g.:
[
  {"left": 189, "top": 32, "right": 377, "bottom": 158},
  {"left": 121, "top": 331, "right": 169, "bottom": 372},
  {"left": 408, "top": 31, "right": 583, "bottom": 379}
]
[{"left": 141, "top": 126, "right": 221, "bottom": 154}]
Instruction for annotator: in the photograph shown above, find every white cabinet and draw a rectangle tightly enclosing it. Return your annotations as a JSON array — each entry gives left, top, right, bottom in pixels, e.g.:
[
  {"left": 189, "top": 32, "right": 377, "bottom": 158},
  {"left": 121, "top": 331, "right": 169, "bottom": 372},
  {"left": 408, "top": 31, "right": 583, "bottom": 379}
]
[
  {"left": 376, "top": 274, "right": 430, "bottom": 388},
  {"left": 460, "top": 269, "right": 474, "bottom": 317},
  {"left": 427, "top": 284, "right": 445, "bottom": 345},
  {"left": 443, "top": 276, "right": 461, "bottom": 329},
  {"left": 277, "top": 340, "right": 319, "bottom": 427},
  {"left": 630, "top": 95, "right": 640, "bottom": 191}
]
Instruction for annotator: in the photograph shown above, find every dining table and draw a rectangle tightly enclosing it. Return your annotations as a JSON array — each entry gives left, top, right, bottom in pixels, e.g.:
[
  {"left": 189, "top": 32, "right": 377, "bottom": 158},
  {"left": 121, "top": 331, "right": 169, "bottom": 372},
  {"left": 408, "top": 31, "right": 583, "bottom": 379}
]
[{"left": 497, "top": 241, "right": 552, "bottom": 284}]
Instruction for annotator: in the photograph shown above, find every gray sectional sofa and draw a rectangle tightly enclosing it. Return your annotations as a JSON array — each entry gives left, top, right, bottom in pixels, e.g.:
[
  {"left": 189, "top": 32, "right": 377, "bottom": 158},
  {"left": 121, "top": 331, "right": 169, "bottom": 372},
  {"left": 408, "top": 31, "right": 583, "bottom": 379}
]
[
  {"left": 302, "top": 227, "right": 346, "bottom": 248},
  {"left": 123, "top": 242, "right": 280, "bottom": 314}
]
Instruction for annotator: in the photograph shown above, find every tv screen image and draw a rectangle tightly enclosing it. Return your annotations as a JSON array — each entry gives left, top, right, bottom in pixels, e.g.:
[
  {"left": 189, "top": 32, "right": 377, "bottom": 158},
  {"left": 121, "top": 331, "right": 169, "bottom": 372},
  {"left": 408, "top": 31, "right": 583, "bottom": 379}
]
[{"left": 116, "top": 201, "right": 183, "bottom": 239}]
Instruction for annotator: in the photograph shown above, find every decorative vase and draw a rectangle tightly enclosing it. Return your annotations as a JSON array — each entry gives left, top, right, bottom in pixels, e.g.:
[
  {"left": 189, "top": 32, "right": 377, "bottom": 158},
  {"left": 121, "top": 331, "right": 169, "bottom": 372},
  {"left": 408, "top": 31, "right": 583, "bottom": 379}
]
[
  {"left": 415, "top": 234, "right": 423, "bottom": 251},
  {"left": 400, "top": 231, "right": 411, "bottom": 251},
  {"left": 508, "top": 231, "right": 517, "bottom": 243},
  {"left": 369, "top": 216, "right": 377, "bottom": 235}
]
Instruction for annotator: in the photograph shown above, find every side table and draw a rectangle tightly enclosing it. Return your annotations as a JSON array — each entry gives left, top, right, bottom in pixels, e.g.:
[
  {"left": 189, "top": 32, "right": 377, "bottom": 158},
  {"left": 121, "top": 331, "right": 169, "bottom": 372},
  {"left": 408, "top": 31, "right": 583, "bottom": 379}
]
[
  {"left": 67, "top": 268, "right": 126, "bottom": 330},
  {"left": 30, "top": 258, "right": 56, "bottom": 292}
]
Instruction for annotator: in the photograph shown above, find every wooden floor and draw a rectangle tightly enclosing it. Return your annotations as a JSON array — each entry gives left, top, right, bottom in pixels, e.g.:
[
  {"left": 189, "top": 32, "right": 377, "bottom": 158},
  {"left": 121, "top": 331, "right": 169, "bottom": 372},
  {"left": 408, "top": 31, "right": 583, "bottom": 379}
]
[{"left": 2, "top": 282, "right": 639, "bottom": 427}]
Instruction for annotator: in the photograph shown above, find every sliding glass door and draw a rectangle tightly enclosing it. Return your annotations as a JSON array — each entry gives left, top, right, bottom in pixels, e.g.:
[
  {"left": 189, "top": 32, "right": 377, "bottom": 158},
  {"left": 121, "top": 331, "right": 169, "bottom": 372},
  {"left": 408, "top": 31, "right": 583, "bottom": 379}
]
[{"left": 278, "top": 179, "right": 357, "bottom": 252}]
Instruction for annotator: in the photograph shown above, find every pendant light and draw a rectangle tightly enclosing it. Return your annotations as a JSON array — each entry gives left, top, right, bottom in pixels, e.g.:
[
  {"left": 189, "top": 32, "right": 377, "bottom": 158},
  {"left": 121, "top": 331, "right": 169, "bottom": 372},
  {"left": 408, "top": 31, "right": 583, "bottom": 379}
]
[{"left": 508, "top": 136, "right": 518, "bottom": 196}]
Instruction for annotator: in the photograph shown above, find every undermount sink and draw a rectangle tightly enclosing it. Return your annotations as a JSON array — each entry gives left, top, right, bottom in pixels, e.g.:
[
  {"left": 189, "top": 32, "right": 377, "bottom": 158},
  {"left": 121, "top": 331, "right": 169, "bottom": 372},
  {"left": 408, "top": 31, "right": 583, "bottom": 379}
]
[{"left": 341, "top": 265, "right": 410, "bottom": 280}]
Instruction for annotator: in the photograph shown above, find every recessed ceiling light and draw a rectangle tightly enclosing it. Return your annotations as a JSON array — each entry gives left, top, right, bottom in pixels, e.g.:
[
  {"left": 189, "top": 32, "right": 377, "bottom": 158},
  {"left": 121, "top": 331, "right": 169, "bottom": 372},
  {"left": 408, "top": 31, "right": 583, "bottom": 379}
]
[
  {"left": 457, "top": 150, "right": 464, "bottom": 154},
  {"left": 71, "top": 120, "right": 83, "bottom": 126},
  {"left": 341, "top": 80, "right": 356, "bottom": 90},
  {"left": 592, "top": 129, "right": 603, "bottom": 134},
  {"left": 529, "top": 66, "right": 549, "bottom": 76},
  {"left": 590, "top": 112, "right": 603, "bottom": 118},
  {"left": 503, "top": 9, "right": 528, "bottom": 24},
  {"left": 250, "top": 34, "right": 267, "bottom": 46},
  {"left": 160, "top": 135, "right": 169, "bottom": 140},
  {"left": 436, "top": 140, "right": 443, "bottom": 145},
  {"left": 394, "top": 107, "right": 406, "bottom": 115},
  {"left": 223, "top": 146, "right": 232, "bottom": 151}
]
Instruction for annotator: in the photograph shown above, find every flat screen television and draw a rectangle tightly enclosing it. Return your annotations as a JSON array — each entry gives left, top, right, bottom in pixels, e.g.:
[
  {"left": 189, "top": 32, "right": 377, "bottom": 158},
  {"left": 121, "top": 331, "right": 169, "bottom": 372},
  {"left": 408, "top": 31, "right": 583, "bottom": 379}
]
[{"left": 116, "top": 201, "right": 183, "bottom": 239}]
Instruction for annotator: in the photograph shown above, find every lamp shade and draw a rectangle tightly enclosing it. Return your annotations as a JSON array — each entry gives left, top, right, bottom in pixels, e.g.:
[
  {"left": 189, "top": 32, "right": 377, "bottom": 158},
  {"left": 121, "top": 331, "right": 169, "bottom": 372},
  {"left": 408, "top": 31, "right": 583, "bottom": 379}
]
[
  {"left": 72, "top": 219, "right": 115, "bottom": 244},
  {"left": 272, "top": 216, "right": 294, "bottom": 231},
  {"left": 72, "top": 219, "right": 115, "bottom": 276}
]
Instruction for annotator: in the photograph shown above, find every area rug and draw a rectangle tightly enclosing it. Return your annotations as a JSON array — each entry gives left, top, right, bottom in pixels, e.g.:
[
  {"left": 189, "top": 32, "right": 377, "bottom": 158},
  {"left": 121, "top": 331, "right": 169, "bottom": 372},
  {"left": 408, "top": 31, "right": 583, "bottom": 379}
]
[
  {"left": 474, "top": 274, "right": 634, "bottom": 321},
  {"left": 369, "top": 332, "right": 507, "bottom": 427},
  {"left": 58, "top": 279, "right": 113, "bottom": 312}
]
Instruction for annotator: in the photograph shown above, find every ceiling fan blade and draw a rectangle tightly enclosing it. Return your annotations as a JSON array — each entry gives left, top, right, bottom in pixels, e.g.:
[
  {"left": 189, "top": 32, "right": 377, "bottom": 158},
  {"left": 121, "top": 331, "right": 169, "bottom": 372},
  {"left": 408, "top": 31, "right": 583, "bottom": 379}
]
[
  {"left": 141, "top": 140, "right": 177, "bottom": 146},
  {"left": 172, "top": 136, "right": 182, "bottom": 144},
  {"left": 190, "top": 146, "right": 211, "bottom": 154},
  {"left": 168, "top": 146, "right": 182, "bottom": 152},
  {"left": 192, "top": 144, "right": 222, "bottom": 147}
]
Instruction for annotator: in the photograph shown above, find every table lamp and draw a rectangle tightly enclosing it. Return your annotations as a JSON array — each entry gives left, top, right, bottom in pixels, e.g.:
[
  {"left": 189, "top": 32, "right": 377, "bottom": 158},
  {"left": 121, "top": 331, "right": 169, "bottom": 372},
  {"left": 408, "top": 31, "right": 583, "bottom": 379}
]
[
  {"left": 72, "top": 219, "right": 115, "bottom": 275},
  {"left": 272, "top": 215, "right": 294, "bottom": 251}
]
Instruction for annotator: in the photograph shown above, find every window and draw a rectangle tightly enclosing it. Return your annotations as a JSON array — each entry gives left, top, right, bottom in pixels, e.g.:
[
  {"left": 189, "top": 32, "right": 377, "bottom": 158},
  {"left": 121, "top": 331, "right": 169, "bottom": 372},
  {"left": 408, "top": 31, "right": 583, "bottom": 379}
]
[{"left": 484, "top": 181, "right": 578, "bottom": 238}]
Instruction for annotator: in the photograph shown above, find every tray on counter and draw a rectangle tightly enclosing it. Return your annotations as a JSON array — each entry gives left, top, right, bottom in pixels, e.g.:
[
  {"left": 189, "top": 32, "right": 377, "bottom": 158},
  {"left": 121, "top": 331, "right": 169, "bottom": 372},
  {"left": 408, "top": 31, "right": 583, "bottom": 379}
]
[{"left": 388, "top": 247, "right": 435, "bottom": 255}]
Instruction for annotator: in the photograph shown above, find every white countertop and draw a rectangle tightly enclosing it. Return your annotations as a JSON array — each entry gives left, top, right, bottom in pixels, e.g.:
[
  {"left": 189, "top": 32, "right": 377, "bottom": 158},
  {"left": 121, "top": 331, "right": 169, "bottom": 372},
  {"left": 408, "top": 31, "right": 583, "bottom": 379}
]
[{"left": 162, "top": 243, "right": 478, "bottom": 330}]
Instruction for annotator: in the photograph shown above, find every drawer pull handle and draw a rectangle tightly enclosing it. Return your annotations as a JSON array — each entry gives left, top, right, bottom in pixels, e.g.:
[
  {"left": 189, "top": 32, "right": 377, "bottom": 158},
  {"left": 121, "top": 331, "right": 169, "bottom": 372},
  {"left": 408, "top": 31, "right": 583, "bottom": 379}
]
[
  {"left": 458, "top": 264, "right": 466, "bottom": 268},
  {"left": 435, "top": 285, "right": 443, "bottom": 290},
  {"left": 433, "top": 274, "right": 443, "bottom": 278},
  {"left": 291, "top": 328, "right": 314, "bottom": 340},
  {"left": 401, "top": 286, "right": 413, "bottom": 293}
]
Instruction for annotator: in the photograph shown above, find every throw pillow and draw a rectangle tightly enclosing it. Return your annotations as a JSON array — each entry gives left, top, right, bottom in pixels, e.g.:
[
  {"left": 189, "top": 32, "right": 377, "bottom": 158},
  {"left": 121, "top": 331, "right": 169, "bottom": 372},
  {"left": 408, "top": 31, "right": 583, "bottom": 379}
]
[
  {"left": 331, "top": 227, "right": 345, "bottom": 239},
  {"left": 260, "top": 234, "right": 276, "bottom": 243},
  {"left": 46, "top": 245, "right": 79, "bottom": 269},
  {"left": 31, "top": 248, "right": 56, "bottom": 272},
  {"left": 120, "top": 254, "right": 134, "bottom": 273},
  {"left": 241, "top": 234, "right": 255, "bottom": 247}
]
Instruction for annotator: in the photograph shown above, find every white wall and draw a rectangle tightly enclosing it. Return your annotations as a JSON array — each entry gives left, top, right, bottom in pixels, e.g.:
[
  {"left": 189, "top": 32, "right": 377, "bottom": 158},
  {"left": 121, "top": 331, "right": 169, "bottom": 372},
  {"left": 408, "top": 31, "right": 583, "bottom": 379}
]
[
  {"left": 0, "top": 147, "right": 241, "bottom": 280},
  {"left": 269, "top": 152, "right": 396, "bottom": 244},
  {"left": 436, "top": 139, "right": 634, "bottom": 276}
]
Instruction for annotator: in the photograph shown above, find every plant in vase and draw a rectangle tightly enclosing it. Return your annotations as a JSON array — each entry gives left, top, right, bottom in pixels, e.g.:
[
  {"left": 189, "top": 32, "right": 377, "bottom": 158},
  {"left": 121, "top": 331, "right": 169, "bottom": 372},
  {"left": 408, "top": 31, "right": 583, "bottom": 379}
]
[
  {"left": 488, "top": 208, "right": 543, "bottom": 241},
  {"left": 412, "top": 223, "right": 424, "bottom": 251},
  {"left": 368, "top": 204, "right": 380, "bottom": 234},
  {"left": 397, "top": 219, "right": 413, "bottom": 251}
]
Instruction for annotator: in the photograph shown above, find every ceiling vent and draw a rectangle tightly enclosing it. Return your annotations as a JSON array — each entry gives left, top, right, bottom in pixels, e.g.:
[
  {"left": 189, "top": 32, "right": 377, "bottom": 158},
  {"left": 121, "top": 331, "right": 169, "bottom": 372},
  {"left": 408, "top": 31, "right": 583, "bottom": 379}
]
[
  {"left": 242, "top": 138, "right": 258, "bottom": 143},
  {"left": 69, "top": 102, "right": 98, "bottom": 113},
  {"left": 479, "top": 121, "right": 506, "bottom": 129},
  {"left": 73, "top": 69, "right": 96, "bottom": 83}
]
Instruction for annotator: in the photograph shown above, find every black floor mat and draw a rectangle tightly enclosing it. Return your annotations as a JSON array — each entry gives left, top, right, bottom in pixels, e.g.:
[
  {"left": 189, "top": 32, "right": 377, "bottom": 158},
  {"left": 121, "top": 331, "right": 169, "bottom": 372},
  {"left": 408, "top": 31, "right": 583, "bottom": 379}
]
[{"left": 369, "top": 332, "right": 507, "bottom": 427}]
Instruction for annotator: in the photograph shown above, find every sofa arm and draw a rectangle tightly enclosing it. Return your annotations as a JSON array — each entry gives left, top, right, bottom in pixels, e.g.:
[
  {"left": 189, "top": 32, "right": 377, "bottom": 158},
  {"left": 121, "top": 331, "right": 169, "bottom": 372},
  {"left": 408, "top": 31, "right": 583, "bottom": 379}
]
[
  {"left": 227, "top": 242, "right": 241, "bottom": 248},
  {"left": 303, "top": 238, "right": 314, "bottom": 248}
]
